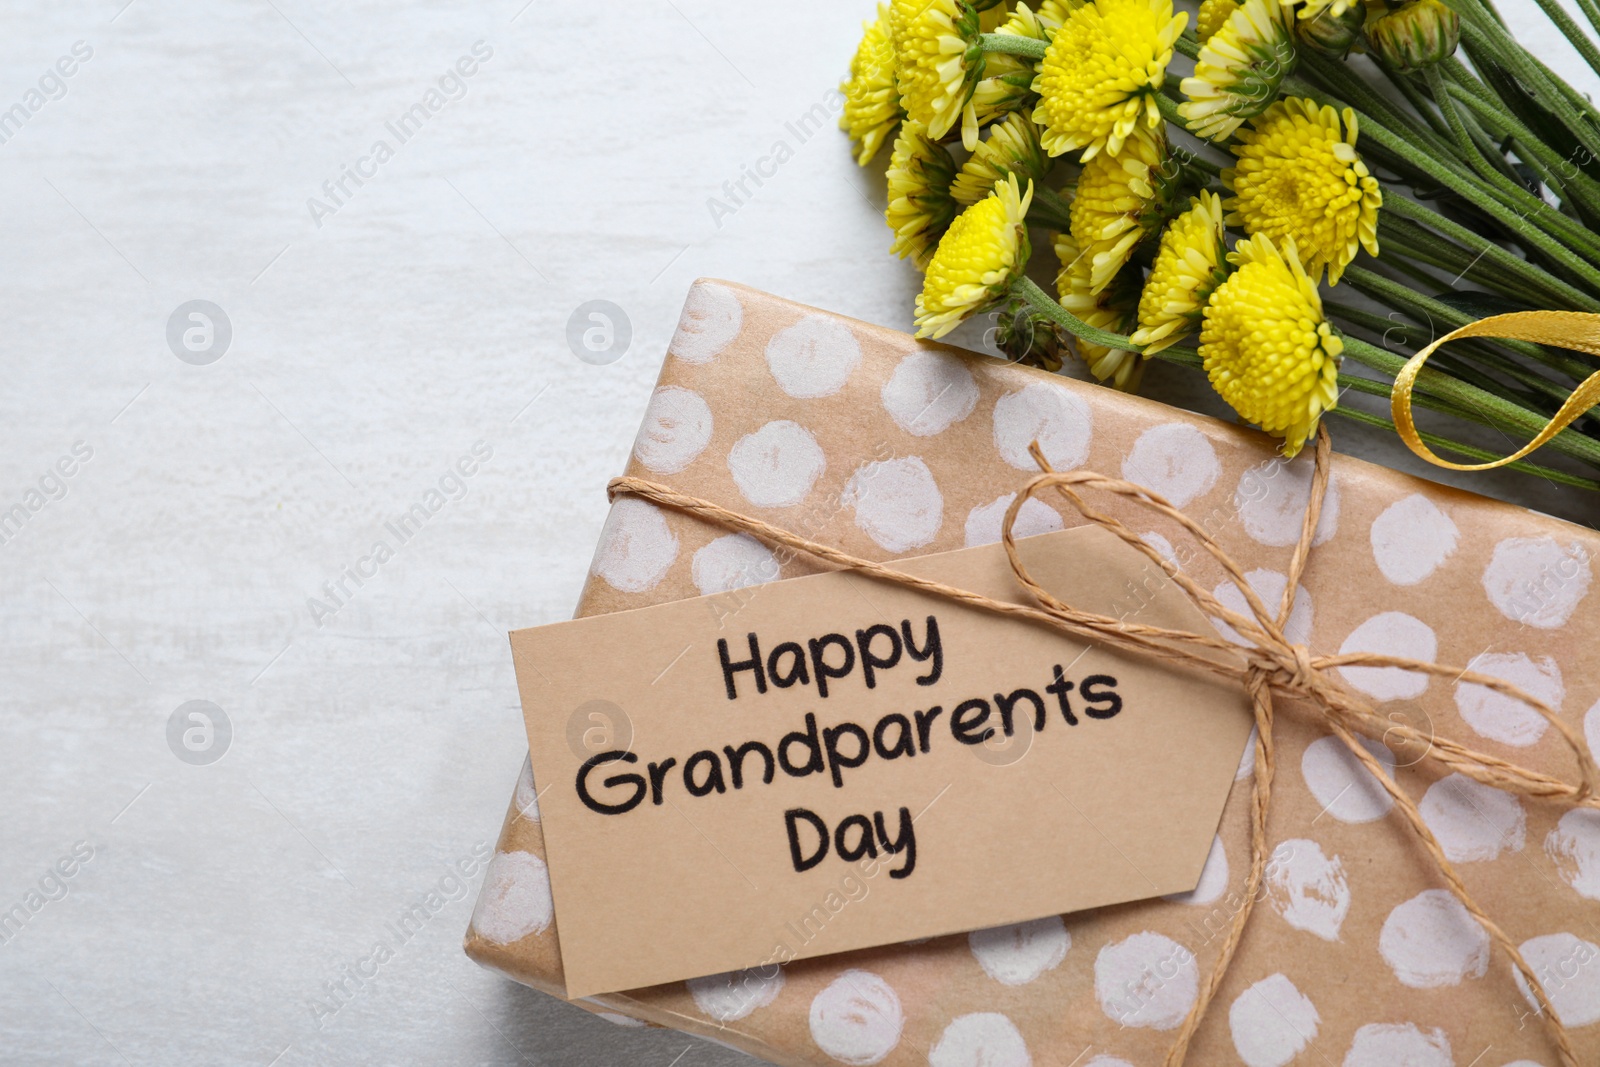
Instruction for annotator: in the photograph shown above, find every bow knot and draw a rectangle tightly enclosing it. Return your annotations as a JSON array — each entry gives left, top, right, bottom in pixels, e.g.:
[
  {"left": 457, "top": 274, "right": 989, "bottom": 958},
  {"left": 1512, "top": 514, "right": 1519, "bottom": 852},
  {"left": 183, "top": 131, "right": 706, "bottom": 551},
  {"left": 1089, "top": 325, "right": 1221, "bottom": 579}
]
[{"left": 1256, "top": 642, "right": 1319, "bottom": 694}]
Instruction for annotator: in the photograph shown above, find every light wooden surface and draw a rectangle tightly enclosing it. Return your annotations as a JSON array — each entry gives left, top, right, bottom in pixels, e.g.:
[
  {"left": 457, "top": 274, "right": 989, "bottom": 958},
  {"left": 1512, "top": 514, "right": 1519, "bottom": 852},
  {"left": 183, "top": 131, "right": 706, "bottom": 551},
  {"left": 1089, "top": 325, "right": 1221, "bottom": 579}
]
[{"left": 1, "top": 1, "right": 1595, "bottom": 1064}]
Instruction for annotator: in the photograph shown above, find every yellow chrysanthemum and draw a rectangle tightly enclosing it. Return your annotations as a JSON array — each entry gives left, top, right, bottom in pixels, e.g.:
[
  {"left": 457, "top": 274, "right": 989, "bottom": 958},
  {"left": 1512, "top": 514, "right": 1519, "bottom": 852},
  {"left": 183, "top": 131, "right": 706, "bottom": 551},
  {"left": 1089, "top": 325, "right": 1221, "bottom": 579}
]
[
  {"left": 840, "top": 4, "right": 903, "bottom": 166},
  {"left": 1197, "top": 0, "right": 1241, "bottom": 39},
  {"left": 1179, "top": 0, "right": 1298, "bottom": 142},
  {"left": 916, "top": 174, "right": 1033, "bottom": 338},
  {"left": 951, "top": 109, "right": 1049, "bottom": 204},
  {"left": 1130, "top": 192, "right": 1229, "bottom": 354},
  {"left": 1224, "top": 97, "right": 1381, "bottom": 283},
  {"left": 1066, "top": 125, "right": 1177, "bottom": 293},
  {"left": 893, "top": 0, "right": 982, "bottom": 144},
  {"left": 1200, "top": 233, "right": 1342, "bottom": 456},
  {"left": 886, "top": 120, "right": 959, "bottom": 267},
  {"left": 1055, "top": 230, "right": 1146, "bottom": 391},
  {"left": 1032, "top": 0, "right": 1188, "bottom": 161}
]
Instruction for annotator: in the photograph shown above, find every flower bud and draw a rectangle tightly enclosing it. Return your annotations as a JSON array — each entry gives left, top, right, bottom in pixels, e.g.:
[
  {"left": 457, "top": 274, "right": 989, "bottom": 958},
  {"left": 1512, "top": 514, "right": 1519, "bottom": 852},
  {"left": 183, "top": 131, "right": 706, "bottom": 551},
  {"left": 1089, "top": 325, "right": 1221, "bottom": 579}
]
[
  {"left": 1297, "top": 0, "right": 1369, "bottom": 57},
  {"left": 992, "top": 303, "right": 1067, "bottom": 372},
  {"left": 1369, "top": 0, "right": 1460, "bottom": 72}
]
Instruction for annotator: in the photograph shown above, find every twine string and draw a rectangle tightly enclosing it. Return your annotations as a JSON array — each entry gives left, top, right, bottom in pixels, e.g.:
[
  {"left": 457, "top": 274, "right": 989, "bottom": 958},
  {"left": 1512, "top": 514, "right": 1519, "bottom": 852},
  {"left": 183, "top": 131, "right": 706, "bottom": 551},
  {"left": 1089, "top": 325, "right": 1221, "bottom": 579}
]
[{"left": 607, "top": 424, "right": 1597, "bottom": 1065}]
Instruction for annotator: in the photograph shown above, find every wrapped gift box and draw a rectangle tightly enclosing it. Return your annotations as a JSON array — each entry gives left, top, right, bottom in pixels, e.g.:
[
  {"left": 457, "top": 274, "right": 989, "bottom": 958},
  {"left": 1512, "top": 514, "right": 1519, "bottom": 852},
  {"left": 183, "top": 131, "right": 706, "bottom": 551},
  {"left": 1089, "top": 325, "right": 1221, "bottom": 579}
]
[{"left": 466, "top": 280, "right": 1600, "bottom": 1066}]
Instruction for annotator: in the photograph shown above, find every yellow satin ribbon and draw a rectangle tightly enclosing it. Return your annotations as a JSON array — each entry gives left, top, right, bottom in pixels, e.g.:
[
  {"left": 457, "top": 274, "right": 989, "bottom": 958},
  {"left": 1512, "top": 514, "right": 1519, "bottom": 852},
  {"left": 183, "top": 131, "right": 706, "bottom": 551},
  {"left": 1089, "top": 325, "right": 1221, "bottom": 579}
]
[{"left": 1391, "top": 310, "right": 1600, "bottom": 470}]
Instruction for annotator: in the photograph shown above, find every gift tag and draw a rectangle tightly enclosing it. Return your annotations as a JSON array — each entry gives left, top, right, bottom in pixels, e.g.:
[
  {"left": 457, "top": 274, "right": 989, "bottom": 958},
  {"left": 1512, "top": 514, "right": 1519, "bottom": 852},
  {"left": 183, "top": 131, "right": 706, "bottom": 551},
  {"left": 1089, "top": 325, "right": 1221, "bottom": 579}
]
[{"left": 511, "top": 524, "right": 1253, "bottom": 998}]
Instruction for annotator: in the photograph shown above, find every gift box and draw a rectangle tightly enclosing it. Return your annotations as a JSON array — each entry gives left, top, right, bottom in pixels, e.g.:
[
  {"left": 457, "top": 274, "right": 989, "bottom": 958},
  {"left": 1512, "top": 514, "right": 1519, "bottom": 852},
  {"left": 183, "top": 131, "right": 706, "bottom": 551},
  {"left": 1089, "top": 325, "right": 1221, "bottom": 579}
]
[{"left": 466, "top": 280, "right": 1600, "bottom": 1066}]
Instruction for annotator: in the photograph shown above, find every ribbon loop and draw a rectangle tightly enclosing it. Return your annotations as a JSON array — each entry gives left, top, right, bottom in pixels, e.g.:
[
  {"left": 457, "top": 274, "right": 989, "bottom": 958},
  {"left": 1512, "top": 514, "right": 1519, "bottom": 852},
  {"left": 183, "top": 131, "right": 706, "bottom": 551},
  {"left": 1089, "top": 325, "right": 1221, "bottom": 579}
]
[{"left": 1391, "top": 309, "right": 1600, "bottom": 471}]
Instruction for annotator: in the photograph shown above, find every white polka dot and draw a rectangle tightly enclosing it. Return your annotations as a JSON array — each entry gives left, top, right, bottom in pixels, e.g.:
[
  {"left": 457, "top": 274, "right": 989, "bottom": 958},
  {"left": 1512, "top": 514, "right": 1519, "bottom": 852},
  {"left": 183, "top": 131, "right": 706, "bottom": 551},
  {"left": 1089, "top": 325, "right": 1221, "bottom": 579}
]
[
  {"left": 808, "top": 970, "right": 903, "bottom": 1065},
  {"left": 1342, "top": 1023, "right": 1452, "bottom": 1067},
  {"left": 1370, "top": 494, "right": 1458, "bottom": 586},
  {"left": 692, "top": 534, "right": 780, "bottom": 595},
  {"left": 1227, "top": 973, "right": 1320, "bottom": 1067},
  {"left": 671, "top": 283, "right": 743, "bottom": 364},
  {"left": 515, "top": 755, "right": 540, "bottom": 822},
  {"left": 1514, "top": 932, "right": 1600, "bottom": 1026},
  {"left": 882, "top": 350, "right": 978, "bottom": 436},
  {"left": 727, "top": 421, "right": 826, "bottom": 508},
  {"left": 967, "top": 916, "right": 1070, "bottom": 986},
  {"left": 766, "top": 315, "right": 861, "bottom": 398},
  {"left": 595, "top": 1012, "right": 646, "bottom": 1027},
  {"left": 1264, "top": 838, "right": 1350, "bottom": 941},
  {"left": 1418, "top": 774, "right": 1525, "bottom": 863},
  {"left": 928, "top": 1013, "right": 1031, "bottom": 1067},
  {"left": 1094, "top": 932, "right": 1198, "bottom": 1030},
  {"left": 1235, "top": 454, "right": 1340, "bottom": 548},
  {"left": 1337, "top": 612, "right": 1436, "bottom": 701},
  {"left": 633, "top": 386, "right": 712, "bottom": 474},
  {"left": 1546, "top": 809, "right": 1600, "bottom": 900},
  {"left": 1236, "top": 724, "right": 1258, "bottom": 781},
  {"left": 591, "top": 499, "right": 679, "bottom": 593},
  {"left": 1165, "top": 834, "right": 1229, "bottom": 906},
  {"left": 1301, "top": 735, "right": 1395, "bottom": 824},
  {"left": 470, "top": 851, "right": 553, "bottom": 944},
  {"left": 686, "top": 966, "right": 785, "bottom": 1022},
  {"left": 1483, "top": 536, "right": 1592, "bottom": 629},
  {"left": 963, "top": 494, "right": 1063, "bottom": 547},
  {"left": 842, "top": 456, "right": 943, "bottom": 552},
  {"left": 1379, "top": 889, "right": 1490, "bottom": 988},
  {"left": 1212, "top": 570, "right": 1312, "bottom": 648},
  {"left": 994, "top": 383, "right": 1092, "bottom": 471},
  {"left": 1455, "top": 652, "right": 1564, "bottom": 748},
  {"left": 1122, "top": 423, "right": 1221, "bottom": 507}
]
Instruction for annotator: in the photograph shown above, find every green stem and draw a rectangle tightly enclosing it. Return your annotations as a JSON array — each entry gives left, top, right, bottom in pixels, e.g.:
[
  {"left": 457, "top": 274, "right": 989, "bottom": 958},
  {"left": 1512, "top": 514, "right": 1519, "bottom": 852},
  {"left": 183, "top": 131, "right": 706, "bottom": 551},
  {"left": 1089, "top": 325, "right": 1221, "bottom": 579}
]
[
  {"left": 1297, "top": 53, "right": 1457, "bottom": 161},
  {"left": 1525, "top": 0, "right": 1600, "bottom": 85},
  {"left": 979, "top": 33, "right": 1047, "bottom": 60},
  {"left": 1383, "top": 195, "right": 1599, "bottom": 311},
  {"left": 1328, "top": 405, "right": 1600, "bottom": 489},
  {"left": 1376, "top": 217, "right": 1554, "bottom": 309},
  {"left": 1028, "top": 185, "right": 1073, "bottom": 231},
  {"left": 1381, "top": 65, "right": 1453, "bottom": 143},
  {"left": 1155, "top": 91, "right": 1228, "bottom": 176},
  {"left": 1458, "top": 17, "right": 1600, "bottom": 164},
  {"left": 1346, "top": 262, "right": 1600, "bottom": 383},
  {"left": 1443, "top": 75, "right": 1600, "bottom": 217},
  {"left": 1574, "top": 0, "right": 1600, "bottom": 50},
  {"left": 1423, "top": 64, "right": 1522, "bottom": 195},
  {"left": 1440, "top": 62, "right": 1523, "bottom": 184},
  {"left": 1012, "top": 275, "right": 1140, "bottom": 352},
  {"left": 1345, "top": 263, "right": 1594, "bottom": 379}
]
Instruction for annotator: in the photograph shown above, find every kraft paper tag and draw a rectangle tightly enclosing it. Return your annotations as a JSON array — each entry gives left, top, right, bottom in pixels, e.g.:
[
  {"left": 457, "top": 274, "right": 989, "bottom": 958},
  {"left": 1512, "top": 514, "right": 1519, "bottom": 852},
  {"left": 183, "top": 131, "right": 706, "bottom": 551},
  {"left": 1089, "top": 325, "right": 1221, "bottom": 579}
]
[{"left": 511, "top": 525, "right": 1254, "bottom": 998}]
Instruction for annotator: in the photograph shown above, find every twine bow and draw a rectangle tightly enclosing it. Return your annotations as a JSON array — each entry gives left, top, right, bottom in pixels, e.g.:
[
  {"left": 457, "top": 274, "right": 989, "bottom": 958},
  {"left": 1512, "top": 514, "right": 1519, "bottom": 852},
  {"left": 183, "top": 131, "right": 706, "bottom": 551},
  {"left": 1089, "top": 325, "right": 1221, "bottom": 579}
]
[{"left": 608, "top": 424, "right": 1600, "bottom": 1066}]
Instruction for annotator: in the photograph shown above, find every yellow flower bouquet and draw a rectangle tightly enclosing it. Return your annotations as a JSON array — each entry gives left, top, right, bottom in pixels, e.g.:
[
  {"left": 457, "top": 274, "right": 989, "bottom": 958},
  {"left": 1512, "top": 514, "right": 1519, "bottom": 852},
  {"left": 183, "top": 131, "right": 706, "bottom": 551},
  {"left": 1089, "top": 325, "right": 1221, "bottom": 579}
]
[{"left": 839, "top": 0, "right": 1600, "bottom": 486}]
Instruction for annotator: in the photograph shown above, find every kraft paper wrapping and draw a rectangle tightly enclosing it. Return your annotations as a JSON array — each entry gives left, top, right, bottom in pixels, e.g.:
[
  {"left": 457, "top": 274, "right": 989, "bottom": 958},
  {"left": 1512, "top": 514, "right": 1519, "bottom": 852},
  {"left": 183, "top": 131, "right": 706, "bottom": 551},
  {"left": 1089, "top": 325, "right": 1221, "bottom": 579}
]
[{"left": 466, "top": 280, "right": 1600, "bottom": 1067}]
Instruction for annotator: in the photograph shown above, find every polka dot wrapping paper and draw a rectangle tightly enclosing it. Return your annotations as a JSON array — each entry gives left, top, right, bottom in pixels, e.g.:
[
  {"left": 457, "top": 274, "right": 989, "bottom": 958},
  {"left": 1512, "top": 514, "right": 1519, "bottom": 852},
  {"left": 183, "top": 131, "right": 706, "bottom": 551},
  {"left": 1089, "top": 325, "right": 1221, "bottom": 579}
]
[{"left": 465, "top": 281, "right": 1600, "bottom": 1067}]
